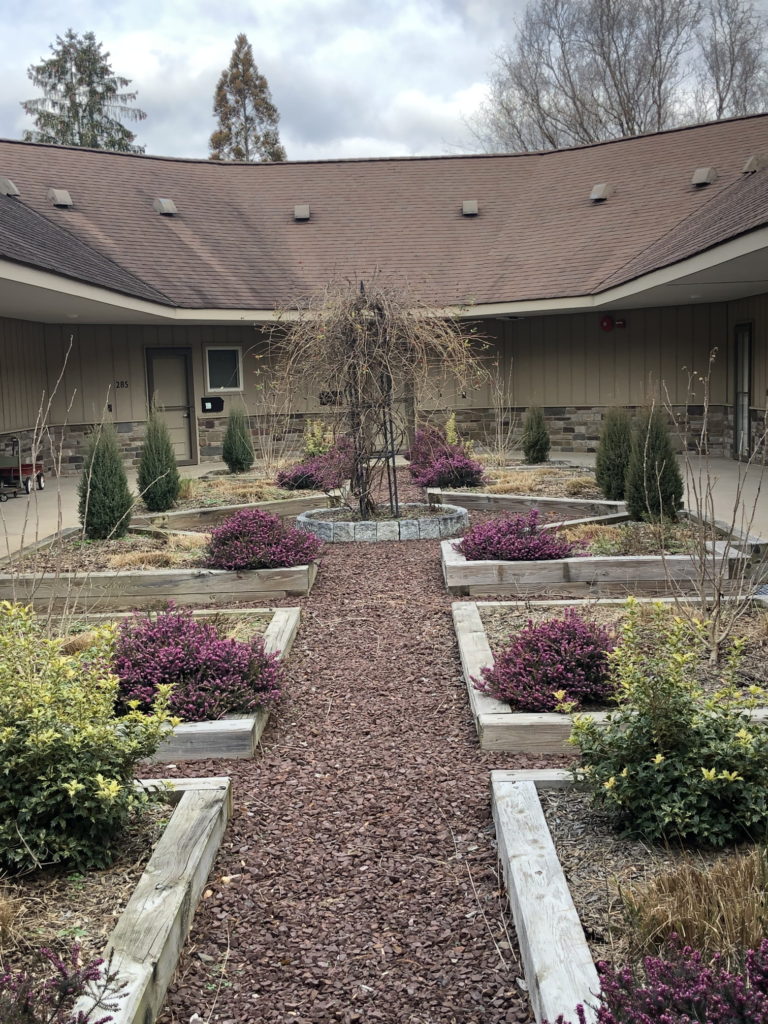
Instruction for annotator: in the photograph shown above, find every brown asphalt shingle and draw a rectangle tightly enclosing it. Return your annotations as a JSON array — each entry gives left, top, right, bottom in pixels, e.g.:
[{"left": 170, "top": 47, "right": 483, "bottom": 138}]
[
  {"left": 1, "top": 114, "right": 767, "bottom": 310},
  {"left": 0, "top": 194, "right": 172, "bottom": 304}
]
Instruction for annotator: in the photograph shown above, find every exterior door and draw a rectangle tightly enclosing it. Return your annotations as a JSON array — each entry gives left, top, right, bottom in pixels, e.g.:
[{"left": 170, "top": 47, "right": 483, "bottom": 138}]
[
  {"left": 146, "top": 348, "right": 194, "bottom": 463},
  {"left": 734, "top": 324, "right": 752, "bottom": 459}
]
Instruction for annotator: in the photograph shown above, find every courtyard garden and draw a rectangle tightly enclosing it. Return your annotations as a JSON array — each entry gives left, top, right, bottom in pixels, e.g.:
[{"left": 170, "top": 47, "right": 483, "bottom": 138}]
[{"left": 2, "top": 296, "right": 767, "bottom": 1024}]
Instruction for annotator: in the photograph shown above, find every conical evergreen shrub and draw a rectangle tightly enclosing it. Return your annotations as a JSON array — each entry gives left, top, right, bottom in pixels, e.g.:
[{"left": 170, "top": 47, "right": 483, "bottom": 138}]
[
  {"left": 522, "top": 406, "right": 550, "bottom": 464},
  {"left": 222, "top": 407, "right": 254, "bottom": 473},
  {"left": 78, "top": 423, "right": 133, "bottom": 540},
  {"left": 138, "top": 408, "right": 180, "bottom": 512},
  {"left": 625, "top": 407, "right": 684, "bottom": 520},
  {"left": 595, "top": 407, "right": 632, "bottom": 500}
]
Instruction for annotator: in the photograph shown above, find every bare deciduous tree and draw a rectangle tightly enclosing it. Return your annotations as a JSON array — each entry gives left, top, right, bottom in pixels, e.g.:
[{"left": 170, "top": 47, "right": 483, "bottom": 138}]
[
  {"left": 270, "top": 278, "right": 487, "bottom": 519},
  {"left": 473, "top": 0, "right": 768, "bottom": 152}
]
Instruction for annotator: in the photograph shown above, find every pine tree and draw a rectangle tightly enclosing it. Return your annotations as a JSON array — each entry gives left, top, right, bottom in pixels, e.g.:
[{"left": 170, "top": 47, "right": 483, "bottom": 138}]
[
  {"left": 209, "top": 34, "right": 286, "bottom": 162},
  {"left": 595, "top": 407, "right": 632, "bottom": 500},
  {"left": 522, "top": 406, "right": 550, "bottom": 464},
  {"left": 138, "top": 408, "right": 181, "bottom": 512},
  {"left": 625, "top": 407, "right": 684, "bottom": 520},
  {"left": 78, "top": 423, "right": 133, "bottom": 540},
  {"left": 21, "top": 30, "right": 146, "bottom": 152},
  {"left": 222, "top": 407, "right": 255, "bottom": 473}
]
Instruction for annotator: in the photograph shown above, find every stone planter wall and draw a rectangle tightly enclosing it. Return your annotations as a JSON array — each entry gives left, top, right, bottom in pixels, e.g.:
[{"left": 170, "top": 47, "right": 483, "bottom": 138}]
[{"left": 296, "top": 503, "right": 469, "bottom": 542}]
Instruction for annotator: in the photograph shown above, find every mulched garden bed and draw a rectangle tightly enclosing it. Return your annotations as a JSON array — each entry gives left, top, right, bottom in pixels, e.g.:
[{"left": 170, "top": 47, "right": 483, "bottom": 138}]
[
  {"left": 456, "top": 466, "right": 603, "bottom": 500},
  {"left": 143, "top": 474, "right": 325, "bottom": 512},
  {"left": 12, "top": 531, "right": 211, "bottom": 573},
  {"left": 150, "top": 471, "right": 567, "bottom": 1024},
  {"left": 479, "top": 601, "right": 768, "bottom": 698},
  {"left": 1, "top": 803, "right": 168, "bottom": 975},
  {"left": 539, "top": 787, "right": 753, "bottom": 968}
]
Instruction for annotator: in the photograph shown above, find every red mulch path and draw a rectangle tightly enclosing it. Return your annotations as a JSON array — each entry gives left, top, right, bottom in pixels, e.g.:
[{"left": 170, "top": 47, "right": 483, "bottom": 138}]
[{"left": 154, "top": 476, "right": 572, "bottom": 1024}]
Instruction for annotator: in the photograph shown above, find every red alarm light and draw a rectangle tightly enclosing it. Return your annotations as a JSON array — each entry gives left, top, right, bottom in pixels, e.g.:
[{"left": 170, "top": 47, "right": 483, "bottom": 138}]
[{"left": 600, "top": 315, "right": 615, "bottom": 331}]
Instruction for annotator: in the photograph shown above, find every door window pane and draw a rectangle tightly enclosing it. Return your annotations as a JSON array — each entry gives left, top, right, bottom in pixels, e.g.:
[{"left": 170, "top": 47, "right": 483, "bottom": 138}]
[{"left": 207, "top": 348, "right": 241, "bottom": 390}]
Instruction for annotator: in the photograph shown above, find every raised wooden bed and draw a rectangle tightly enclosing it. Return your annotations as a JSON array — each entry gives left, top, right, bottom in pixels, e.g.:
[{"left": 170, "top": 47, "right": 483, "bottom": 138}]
[
  {"left": 491, "top": 769, "right": 599, "bottom": 1024},
  {"left": 65, "top": 606, "right": 299, "bottom": 761},
  {"left": 133, "top": 490, "right": 341, "bottom": 531},
  {"left": 0, "top": 561, "right": 318, "bottom": 612},
  {"left": 75, "top": 775, "right": 232, "bottom": 1024},
  {"left": 156, "top": 606, "right": 298, "bottom": 761},
  {"left": 442, "top": 538, "right": 744, "bottom": 597},
  {"left": 427, "top": 488, "right": 626, "bottom": 519},
  {"left": 454, "top": 599, "right": 768, "bottom": 753}
]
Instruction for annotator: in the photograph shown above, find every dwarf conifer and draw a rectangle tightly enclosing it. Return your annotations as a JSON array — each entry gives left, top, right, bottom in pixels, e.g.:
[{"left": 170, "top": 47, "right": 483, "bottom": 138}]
[
  {"left": 522, "top": 406, "right": 550, "bottom": 464},
  {"left": 595, "top": 407, "right": 632, "bottom": 500},
  {"left": 78, "top": 423, "right": 133, "bottom": 539},
  {"left": 222, "top": 407, "right": 254, "bottom": 473},
  {"left": 625, "top": 407, "right": 684, "bottom": 520},
  {"left": 138, "top": 408, "right": 180, "bottom": 512}
]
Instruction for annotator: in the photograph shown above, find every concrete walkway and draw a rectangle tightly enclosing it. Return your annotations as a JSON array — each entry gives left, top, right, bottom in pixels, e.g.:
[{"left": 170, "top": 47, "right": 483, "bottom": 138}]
[
  {"left": 563, "top": 452, "right": 768, "bottom": 541},
  {"left": 0, "top": 461, "right": 226, "bottom": 559},
  {"left": 0, "top": 454, "right": 764, "bottom": 557}
]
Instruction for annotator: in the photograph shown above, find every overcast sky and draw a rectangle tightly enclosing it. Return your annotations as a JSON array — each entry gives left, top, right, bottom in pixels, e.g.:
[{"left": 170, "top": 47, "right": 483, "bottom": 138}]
[{"left": 0, "top": 0, "right": 528, "bottom": 161}]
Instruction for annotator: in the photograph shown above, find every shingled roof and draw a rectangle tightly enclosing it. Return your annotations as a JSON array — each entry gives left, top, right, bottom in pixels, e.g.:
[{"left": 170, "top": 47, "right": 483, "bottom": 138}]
[{"left": 1, "top": 114, "right": 767, "bottom": 311}]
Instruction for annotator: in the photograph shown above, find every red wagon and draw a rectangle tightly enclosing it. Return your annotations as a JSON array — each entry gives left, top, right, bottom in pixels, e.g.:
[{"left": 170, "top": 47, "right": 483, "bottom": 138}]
[{"left": 0, "top": 438, "right": 45, "bottom": 500}]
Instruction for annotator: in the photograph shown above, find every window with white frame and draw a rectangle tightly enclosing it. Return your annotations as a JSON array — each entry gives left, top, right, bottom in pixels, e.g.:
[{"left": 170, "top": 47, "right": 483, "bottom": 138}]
[{"left": 206, "top": 346, "right": 242, "bottom": 391}]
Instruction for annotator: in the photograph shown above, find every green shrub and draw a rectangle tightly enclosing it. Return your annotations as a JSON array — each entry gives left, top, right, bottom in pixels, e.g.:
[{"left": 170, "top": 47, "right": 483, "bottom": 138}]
[
  {"left": 222, "top": 407, "right": 254, "bottom": 474},
  {"left": 138, "top": 408, "right": 180, "bottom": 512},
  {"left": 0, "top": 603, "right": 174, "bottom": 871},
  {"left": 77, "top": 422, "right": 133, "bottom": 540},
  {"left": 571, "top": 598, "right": 768, "bottom": 847},
  {"left": 625, "top": 407, "right": 683, "bottom": 520},
  {"left": 302, "top": 419, "right": 334, "bottom": 459},
  {"left": 522, "top": 406, "right": 550, "bottom": 464},
  {"left": 596, "top": 407, "right": 632, "bottom": 500}
]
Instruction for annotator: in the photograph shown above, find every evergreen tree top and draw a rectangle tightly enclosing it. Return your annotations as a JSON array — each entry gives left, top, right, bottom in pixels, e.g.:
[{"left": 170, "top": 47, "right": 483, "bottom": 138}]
[
  {"left": 209, "top": 33, "right": 287, "bottom": 163},
  {"left": 21, "top": 29, "right": 146, "bottom": 153}
]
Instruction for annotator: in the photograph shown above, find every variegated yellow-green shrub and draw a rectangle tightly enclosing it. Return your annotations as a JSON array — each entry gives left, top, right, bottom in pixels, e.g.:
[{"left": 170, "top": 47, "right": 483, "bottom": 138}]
[
  {"left": 0, "top": 603, "right": 176, "bottom": 872},
  {"left": 571, "top": 598, "right": 768, "bottom": 847}
]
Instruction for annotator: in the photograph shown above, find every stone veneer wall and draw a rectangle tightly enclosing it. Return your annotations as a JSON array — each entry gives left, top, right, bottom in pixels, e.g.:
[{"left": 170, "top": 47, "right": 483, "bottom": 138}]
[
  {"left": 197, "top": 413, "right": 311, "bottom": 461},
  {"left": 448, "top": 405, "right": 735, "bottom": 457},
  {"left": 0, "top": 404, "right": 741, "bottom": 475},
  {"left": 0, "top": 421, "right": 147, "bottom": 475}
]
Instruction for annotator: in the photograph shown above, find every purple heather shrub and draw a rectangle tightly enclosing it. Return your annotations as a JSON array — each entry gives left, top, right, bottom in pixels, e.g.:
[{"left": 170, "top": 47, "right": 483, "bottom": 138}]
[
  {"left": 456, "top": 508, "right": 577, "bottom": 562},
  {"left": 411, "top": 450, "right": 485, "bottom": 488},
  {"left": 475, "top": 610, "right": 615, "bottom": 710},
  {"left": 546, "top": 938, "right": 768, "bottom": 1024},
  {"left": 277, "top": 436, "right": 354, "bottom": 492},
  {"left": 0, "top": 944, "right": 121, "bottom": 1024},
  {"left": 205, "top": 508, "right": 321, "bottom": 571},
  {"left": 406, "top": 426, "right": 453, "bottom": 471},
  {"left": 114, "top": 606, "right": 283, "bottom": 721}
]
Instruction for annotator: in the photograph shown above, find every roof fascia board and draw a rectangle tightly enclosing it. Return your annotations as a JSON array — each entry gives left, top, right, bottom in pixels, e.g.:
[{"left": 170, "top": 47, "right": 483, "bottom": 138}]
[{"left": 2, "top": 225, "right": 768, "bottom": 325}]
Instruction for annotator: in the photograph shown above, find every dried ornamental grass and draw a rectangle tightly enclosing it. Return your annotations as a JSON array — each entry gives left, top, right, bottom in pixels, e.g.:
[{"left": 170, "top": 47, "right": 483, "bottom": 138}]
[{"left": 623, "top": 846, "right": 768, "bottom": 969}]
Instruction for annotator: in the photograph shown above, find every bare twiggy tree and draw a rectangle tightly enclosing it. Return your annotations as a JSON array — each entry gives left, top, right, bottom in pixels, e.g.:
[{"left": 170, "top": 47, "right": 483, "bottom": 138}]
[
  {"left": 661, "top": 349, "right": 767, "bottom": 664},
  {"left": 482, "top": 354, "right": 520, "bottom": 467},
  {"left": 269, "top": 277, "right": 488, "bottom": 518},
  {"left": 473, "top": 0, "right": 768, "bottom": 153},
  {"left": 249, "top": 348, "right": 297, "bottom": 475},
  {"left": 694, "top": 0, "right": 768, "bottom": 119}
]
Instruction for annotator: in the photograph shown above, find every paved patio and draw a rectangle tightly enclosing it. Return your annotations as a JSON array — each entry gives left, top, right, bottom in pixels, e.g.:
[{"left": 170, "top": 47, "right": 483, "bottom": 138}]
[{"left": 0, "top": 455, "right": 764, "bottom": 558}]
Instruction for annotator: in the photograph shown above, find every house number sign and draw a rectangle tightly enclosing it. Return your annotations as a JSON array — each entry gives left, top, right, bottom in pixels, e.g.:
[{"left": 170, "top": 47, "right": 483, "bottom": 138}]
[{"left": 113, "top": 380, "right": 129, "bottom": 389}]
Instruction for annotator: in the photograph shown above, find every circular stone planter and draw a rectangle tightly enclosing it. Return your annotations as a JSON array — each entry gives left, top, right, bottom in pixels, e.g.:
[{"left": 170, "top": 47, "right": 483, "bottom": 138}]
[{"left": 296, "top": 503, "right": 469, "bottom": 542}]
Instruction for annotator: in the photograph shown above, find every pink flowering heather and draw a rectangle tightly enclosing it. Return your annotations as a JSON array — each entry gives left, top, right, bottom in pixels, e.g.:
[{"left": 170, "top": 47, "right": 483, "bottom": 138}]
[
  {"left": 406, "top": 426, "right": 454, "bottom": 471},
  {"left": 0, "top": 943, "right": 122, "bottom": 1023},
  {"left": 114, "top": 607, "right": 283, "bottom": 721},
  {"left": 276, "top": 437, "right": 354, "bottom": 492},
  {"left": 546, "top": 938, "right": 768, "bottom": 1024},
  {"left": 475, "top": 610, "right": 615, "bottom": 710},
  {"left": 456, "top": 508, "right": 577, "bottom": 562},
  {"left": 205, "top": 508, "right": 321, "bottom": 571},
  {"left": 411, "top": 450, "right": 485, "bottom": 488}
]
